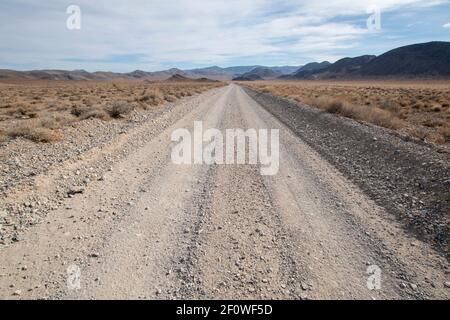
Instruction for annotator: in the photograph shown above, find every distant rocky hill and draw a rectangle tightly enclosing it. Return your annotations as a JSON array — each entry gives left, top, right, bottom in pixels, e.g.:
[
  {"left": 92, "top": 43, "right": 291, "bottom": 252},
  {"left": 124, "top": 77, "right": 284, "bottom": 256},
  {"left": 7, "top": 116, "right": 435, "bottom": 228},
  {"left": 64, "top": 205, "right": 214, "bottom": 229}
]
[
  {"left": 359, "top": 42, "right": 450, "bottom": 77},
  {"left": 280, "top": 62, "right": 331, "bottom": 79},
  {"left": 0, "top": 65, "right": 299, "bottom": 82},
  {"left": 281, "top": 42, "right": 450, "bottom": 80},
  {"left": 233, "top": 67, "right": 283, "bottom": 81},
  {"left": 165, "top": 74, "right": 218, "bottom": 82},
  {"left": 327, "top": 55, "right": 376, "bottom": 74},
  {"left": 232, "top": 74, "right": 264, "bottom": 81}
]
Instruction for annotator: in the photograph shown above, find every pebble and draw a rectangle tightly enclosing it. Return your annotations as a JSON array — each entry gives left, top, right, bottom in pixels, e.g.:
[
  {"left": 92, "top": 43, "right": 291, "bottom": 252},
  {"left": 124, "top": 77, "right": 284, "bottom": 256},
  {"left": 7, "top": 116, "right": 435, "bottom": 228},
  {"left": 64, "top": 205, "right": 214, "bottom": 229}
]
[{"left": 68, "top": 186, "right": 85, "bottom": 195}]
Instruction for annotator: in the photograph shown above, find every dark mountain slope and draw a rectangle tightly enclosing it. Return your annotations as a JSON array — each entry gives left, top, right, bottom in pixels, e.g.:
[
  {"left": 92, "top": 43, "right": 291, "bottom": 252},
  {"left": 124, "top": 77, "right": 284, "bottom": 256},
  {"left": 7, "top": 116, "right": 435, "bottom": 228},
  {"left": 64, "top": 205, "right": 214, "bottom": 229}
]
[{"left": 360, "top": 42, "right": 450, "bottom": 76}]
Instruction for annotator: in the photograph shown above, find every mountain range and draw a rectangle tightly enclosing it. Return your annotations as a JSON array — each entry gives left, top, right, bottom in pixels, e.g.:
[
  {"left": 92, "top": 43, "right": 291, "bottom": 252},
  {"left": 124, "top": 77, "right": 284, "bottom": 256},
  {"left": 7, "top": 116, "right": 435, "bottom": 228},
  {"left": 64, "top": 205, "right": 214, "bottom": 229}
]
[
  {"left": 0, "top": 65, "right": 300, "bottom": 82},
  {"left": 281, "top": 41, "right": 450, "bottom": 80},
  {"left": 0, "top": 41, "right": 449, "bottom": 82}
]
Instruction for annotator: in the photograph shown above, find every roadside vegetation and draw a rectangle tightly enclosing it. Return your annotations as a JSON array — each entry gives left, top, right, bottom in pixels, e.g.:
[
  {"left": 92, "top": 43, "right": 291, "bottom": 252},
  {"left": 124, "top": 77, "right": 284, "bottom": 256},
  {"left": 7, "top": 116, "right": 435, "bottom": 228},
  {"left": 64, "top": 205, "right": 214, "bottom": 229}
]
[
  {"left": 0, "top": 81, "right": 223, "bottom": 143},
  {"left": 243, "top": 81, "right": 450, "bottom": 145}
]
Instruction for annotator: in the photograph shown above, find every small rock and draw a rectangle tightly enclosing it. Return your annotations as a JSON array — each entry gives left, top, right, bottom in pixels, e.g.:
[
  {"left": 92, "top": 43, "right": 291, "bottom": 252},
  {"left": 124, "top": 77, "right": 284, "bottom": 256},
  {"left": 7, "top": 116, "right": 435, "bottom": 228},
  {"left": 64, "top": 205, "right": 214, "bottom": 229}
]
[
  {"left": 68, "top": 186, "right": 85, "bottom": 195},
  {"left": 89, "top": 252, "right": 100, "bottom": 258},
  {"left": 13, "top": 290, "right": 22, "bottom": 296},
  {"left": 444, "top": 282, "right": 450, "bottom": 288}
]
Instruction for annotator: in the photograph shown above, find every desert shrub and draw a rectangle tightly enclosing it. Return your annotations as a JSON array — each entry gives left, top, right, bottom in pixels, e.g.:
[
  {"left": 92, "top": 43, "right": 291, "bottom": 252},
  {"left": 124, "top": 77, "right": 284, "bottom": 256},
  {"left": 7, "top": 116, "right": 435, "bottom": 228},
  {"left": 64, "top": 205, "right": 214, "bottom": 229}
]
[
  {"left": 70, "top": 106, "right": 86, "bottom": 117},
  {"left": 0, "top": 129, "right": 7, "bottom": 143},
  {"left": 79, "top": 107, "right": 110, "bottom": 121},
  {"left": 174, "top": 92, "right": 183, "bottom": 99},
  {"left": 164, "top": 94, "right": 177, "bottom": 103},
  {"left": 311, "top": 96, "right": 403, "bottom": 130},
  {"left": 341, "top": 104, "right": 402, "bottom": 129},
  {"left": 325, "top": 100, "right": 344, "bottom": 114},
  {"left": 381, "top": 100, "right": 401, "bottom": 115},
  {"left": 8, "top": 122, "right": 63, "bottom": 143},
  {"left": 423, "top": 119, "right": 445, "bottom": 128},
  {"left": 27, "top": 112, "right": 38, "bottom": 118},
  {"left": 54, "top": 113, "right": 76, "bottom": 126},
  {"left": 312, "top": 97, "right": 344, "bottom": 114},
  {"left": 139, "top": 89, "right": 165, "bottom": 106},
  {"left": 39, "top": 116, "right": 60, "bottom": 130},
  {"left": 439, "top": 126, "right": 450, "bottom": 143},
  {"left": 412, "top": 102, "right": 423, "bottom": 109},
  {"left": 9, "top": 106, "right": 27, "bottom": 117},
  {"left": 362, "top": 107, "right": 403, "bottom": 129},
  {"left": 431, "top": 105, "right": 442, "bottom": 112},
  {"left": 105, "top": 101, "right": 134, "bottom": 118},
  {"left": 409, "top": 127, "right": 428, "bottom": 140}
]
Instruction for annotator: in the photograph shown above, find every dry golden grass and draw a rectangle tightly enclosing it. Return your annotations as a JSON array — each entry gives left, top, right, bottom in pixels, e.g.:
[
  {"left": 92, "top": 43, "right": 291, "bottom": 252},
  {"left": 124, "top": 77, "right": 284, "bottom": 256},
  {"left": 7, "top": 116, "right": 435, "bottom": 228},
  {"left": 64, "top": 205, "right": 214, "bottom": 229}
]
[
  {"left": 244, "top": 80, "right": 450, "bottom": 145},
  {"left": 310, "top": 96, "right": 403, "bottom": 129},
  {"left": 0, "top": 80, "right": 223, "bottom": 143}
]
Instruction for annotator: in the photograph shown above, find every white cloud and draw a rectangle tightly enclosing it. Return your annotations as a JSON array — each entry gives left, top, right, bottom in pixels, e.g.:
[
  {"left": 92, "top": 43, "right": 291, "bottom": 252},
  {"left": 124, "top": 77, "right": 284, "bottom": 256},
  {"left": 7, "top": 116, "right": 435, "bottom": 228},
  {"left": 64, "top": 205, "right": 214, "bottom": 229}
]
[
  {"left": 443, "top": 23, "right": 450, "bottom": 28},
  {"left": 0, "top": 0, "right": 447, "bottom": 71}
]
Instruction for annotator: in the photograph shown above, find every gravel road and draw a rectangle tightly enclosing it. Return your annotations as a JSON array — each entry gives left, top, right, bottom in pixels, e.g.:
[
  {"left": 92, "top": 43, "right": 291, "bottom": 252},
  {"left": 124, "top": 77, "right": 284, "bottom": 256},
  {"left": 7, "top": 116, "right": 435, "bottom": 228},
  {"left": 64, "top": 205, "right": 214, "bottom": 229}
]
[{"left": 0, "top": 84, "right": 448, "bottom": 300}]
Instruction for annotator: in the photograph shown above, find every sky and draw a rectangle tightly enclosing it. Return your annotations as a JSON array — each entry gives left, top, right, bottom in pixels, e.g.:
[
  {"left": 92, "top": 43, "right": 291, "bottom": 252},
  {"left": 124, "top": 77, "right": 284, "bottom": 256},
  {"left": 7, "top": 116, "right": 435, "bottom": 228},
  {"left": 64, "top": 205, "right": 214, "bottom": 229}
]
[{"left": 0, "top": 0, "right": 449, "bottom": 72}]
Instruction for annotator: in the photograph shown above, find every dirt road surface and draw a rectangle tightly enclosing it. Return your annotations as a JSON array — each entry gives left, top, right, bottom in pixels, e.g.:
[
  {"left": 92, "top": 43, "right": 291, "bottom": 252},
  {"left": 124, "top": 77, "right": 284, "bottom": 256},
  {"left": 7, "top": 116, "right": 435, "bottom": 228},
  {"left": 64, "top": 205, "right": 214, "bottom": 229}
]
[{"left": 0, "top": 84, "right": 448, "bottom": 300}]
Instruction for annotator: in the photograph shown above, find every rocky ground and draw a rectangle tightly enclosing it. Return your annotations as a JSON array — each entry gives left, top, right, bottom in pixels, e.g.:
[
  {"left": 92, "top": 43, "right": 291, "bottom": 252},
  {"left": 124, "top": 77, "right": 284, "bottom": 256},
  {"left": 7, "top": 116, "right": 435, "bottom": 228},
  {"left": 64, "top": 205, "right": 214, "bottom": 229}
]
[
  {"left": 244, "top": 87, "right": 449, "bottom": 255},
  {"left": 0, "top": 84, "right": 448, "bottom": 300}
]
